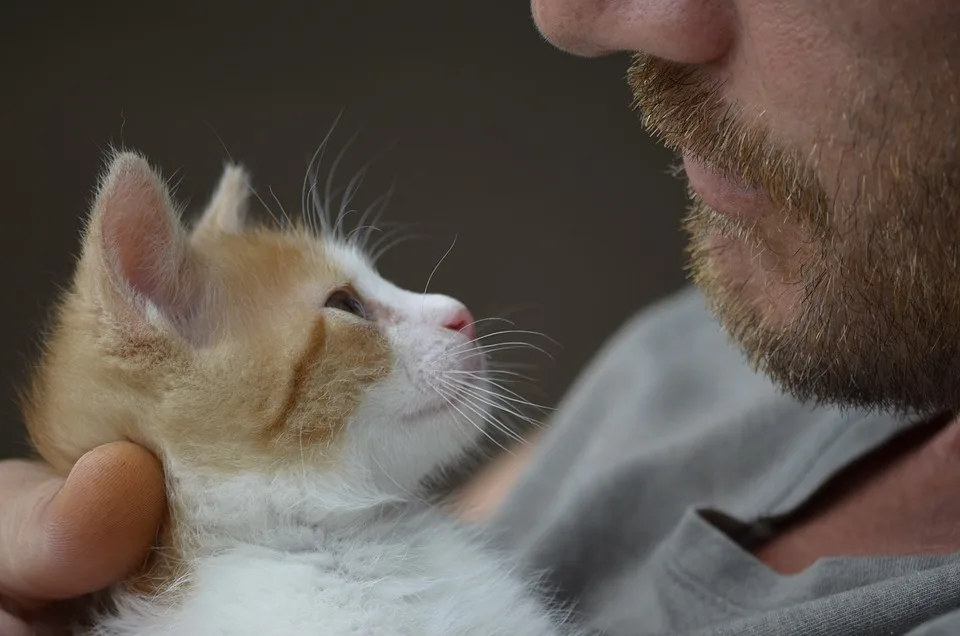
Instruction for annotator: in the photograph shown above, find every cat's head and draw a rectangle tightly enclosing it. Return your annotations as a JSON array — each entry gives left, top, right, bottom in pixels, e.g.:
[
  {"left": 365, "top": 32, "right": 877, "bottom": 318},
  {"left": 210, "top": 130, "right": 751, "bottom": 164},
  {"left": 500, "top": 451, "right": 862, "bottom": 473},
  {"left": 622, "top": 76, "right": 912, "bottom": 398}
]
[{"left": 25, "top": 151, "right": 497, "bottom": 503}]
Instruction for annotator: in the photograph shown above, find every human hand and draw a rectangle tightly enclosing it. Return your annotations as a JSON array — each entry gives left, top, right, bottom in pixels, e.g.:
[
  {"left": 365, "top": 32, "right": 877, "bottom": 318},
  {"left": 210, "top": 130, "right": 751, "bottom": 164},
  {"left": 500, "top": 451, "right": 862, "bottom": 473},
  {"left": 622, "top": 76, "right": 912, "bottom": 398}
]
[{"left": 0, "top": 441, "right": 165, "bottom": 635}]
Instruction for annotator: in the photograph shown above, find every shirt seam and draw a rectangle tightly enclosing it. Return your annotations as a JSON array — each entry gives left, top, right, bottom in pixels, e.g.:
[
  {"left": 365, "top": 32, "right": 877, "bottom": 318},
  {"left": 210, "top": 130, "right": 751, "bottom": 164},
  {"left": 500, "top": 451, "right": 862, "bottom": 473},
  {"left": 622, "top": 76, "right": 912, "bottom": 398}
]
[
  {"left": 664, "top": 558, "right": 755, "bottom": 616},
  {"left": 756, "top": 411, "right": 870, "bottom": 516}
]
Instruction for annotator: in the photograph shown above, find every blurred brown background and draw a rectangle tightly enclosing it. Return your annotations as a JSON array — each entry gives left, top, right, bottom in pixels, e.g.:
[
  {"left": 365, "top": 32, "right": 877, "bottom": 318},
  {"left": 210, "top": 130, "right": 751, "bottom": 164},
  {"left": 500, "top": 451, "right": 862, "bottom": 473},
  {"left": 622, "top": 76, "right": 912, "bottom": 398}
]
[{"left": 0, "top": 1, "right": 687, "bottom": 459}]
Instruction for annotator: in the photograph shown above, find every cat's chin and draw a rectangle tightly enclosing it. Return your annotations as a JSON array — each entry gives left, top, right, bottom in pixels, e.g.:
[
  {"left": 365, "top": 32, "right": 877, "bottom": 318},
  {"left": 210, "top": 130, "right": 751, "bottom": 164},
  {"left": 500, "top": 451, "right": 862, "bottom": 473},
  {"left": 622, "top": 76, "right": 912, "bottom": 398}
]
[
  {"left": 401, "top": 397, "right": 457, "bottom": 424},
  {"left": 400, "top": 381, "right": 474, "bottom": 424}
]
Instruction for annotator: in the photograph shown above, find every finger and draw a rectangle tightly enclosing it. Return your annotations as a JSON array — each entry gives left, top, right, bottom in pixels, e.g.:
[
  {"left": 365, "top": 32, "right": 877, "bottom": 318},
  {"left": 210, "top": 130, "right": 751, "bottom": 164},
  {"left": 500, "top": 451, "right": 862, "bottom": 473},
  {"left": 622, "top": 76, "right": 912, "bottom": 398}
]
[
  {"left": 0, "top": 608, "right": 32, "bottom": 636},
  {"left": 0, "top": 442, "right": 166, "bottom": 602}
]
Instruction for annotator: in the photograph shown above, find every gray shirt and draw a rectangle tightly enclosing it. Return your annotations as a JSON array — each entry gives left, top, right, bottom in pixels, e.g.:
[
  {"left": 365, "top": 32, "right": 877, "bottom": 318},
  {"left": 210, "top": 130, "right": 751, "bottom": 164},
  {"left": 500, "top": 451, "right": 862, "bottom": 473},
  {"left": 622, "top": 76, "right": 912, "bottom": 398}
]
[{"left": 490, "top": 286, "right": 960, "bottom": 635}]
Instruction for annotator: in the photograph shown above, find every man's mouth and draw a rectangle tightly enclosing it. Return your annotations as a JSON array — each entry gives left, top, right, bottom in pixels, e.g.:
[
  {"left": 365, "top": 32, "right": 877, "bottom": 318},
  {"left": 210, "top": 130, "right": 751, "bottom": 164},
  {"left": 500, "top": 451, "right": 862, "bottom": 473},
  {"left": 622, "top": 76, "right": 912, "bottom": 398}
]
[{"left": 682, "top": 154, "right": 772, "bottom": 220}]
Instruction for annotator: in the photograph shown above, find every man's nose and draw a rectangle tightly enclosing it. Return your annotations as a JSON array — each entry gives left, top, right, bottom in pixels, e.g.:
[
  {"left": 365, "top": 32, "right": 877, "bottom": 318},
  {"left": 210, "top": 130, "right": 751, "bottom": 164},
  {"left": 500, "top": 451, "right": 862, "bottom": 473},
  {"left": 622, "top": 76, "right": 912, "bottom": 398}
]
[{"left": 531, "top": 0, "right": 735, "bottom": 64}]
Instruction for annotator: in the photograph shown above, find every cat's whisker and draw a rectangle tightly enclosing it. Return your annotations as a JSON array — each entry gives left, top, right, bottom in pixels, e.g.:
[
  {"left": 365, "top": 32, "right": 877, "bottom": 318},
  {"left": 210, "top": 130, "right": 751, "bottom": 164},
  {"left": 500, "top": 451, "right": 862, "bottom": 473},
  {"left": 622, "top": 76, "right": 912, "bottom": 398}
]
[
  {"left": 492, "top": 327, "right": 556, "bottom": 341},
  {"left": 259, "top": 197, "right": 284, "bottom": 230},
  {"left": 468, "top": 402, "right": 546, "bottom": 433},
  {"left": 343, "top": 194, "right": 394, "bottom": 249},
  {"left": 370, "top": 231, "right": 422, "bottom": 264},
  {"left": 302, "top": 110, "right": 344, "bottom": 235},
  {"left": 308, "top": 156, "right": 335, "bottom": 236},
  {"left": 308, "top": 175, "right": 327, "bottom": 234},
  {"left": 443, "top": 329, "right": 560, "bottom": 356},
  {"left": 346, "top": 224, "right": 383, "bottom": 246},
  {"left": 334, "top": 169, "right": 368, "bottom": 239},
  {"left": 430, "top": 383, "right": 511, "bottom": 454},
  {"left": 439, "top": 378, "right": 548, "bottom": 424},
  {"left": 439, "top": 341, "right": 554, "bottom": 363},
  {"left": 368, "top": 224, "right": 407, "bottom": 254},
  {"left": 436, "top": 380, "right": 530, "bottom": 446},
  {"left": 448, "top": 368, "right": 534, "bottom": 382},
  {"left": 250, "top": 186, "right": 287, "bottom": 231},
  {"left": 493, "top": 360, "right": 539, "bottom": 369},
  {"left": 268, "top": 186, "right": 293, "bottom": 231},
  {"left": 437, "top": 406, "right": 494, "bottom": 451},
  {"left": 444, "top": 376, "right": 553, "bottom": 412},
  {"left": 440, "top": 396, "right": 540, "bottom": 441},
  {"left": 306, "top": 176, "right": 324, "bottom": 236},
  {"left": 450, "top": 393, "right": 529, "bottom": 447},
  {"left": 323, "top": 128, "right": 360, "bottom": 239},
  {"left": 468, "top": 370, "right": 538, "bottom": 394},
  {"left": 354, "top": 185, "right": 388, "bottom": 232},
  {"left": 443, "top": 340, "right": 549, "bottom": 358},
  {"left": 440, "top": 373, "right": 538, "bottom": 409},
  {"left": 479, "top": 305, "right": 529, "bottom": 325},
  {"left": 354, "top": 184, "right": 396, "bottom": 253},
  {"left": 451, "top": 329, "right": 547, "bottom": 348},
  {"left": 471, "top": 400, "right": 538, "bottom": 442},
  {"left": 332, "top": 136, "right": 399, "bottom": 244},
  {"left": 306, "top": 172, "right": 324, "bottom": 236},
  {"left": 467, "top": 363, "right": 540, "bottom": 386},
  {"left": 466, "top": 317, "right": 518, "bottom": 336},
  {"left": 478, "top": 342, "right": 554, "bottom": 358},
  {"left": 206, "top": 122, "right": 235, "bottom": 165},
  {"left": 494, "top": 328, "right": 560, "bottom": 348},
  {"left": 364, "top": 212, "right": 388, "bottom": 254},
  {"left": 443, "top": 371, "right": 530, "bottom": 399},
  {"left": 421, "top": 235, "right": 458, "bottom": 306},
  {"left": 333, "top": 208, "right": 359, "bottom": 242}
]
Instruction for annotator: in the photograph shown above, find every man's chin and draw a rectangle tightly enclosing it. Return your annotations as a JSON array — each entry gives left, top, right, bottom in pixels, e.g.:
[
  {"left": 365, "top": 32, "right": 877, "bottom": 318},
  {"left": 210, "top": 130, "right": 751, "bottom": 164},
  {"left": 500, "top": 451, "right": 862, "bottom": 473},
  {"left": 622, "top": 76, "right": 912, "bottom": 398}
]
[
  {"left": 687, "top": 227, "right": 937, "bottom": 418},
  {"left": 683, "top": 203, "right": 803, "bottom": 339},
  {"left": 682, "top": 204, "right": 873, "bottom": 412}
]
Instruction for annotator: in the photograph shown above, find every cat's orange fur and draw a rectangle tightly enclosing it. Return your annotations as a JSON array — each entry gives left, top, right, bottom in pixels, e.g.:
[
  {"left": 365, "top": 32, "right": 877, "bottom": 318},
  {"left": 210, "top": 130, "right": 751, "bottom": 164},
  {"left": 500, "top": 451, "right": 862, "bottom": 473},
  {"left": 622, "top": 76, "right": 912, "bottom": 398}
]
[
  {"left": 20, "top": 152, "right": 394, "bottom": 599},
  {"left": 24, "top": 153, "right": 391, "bottom": 474}
]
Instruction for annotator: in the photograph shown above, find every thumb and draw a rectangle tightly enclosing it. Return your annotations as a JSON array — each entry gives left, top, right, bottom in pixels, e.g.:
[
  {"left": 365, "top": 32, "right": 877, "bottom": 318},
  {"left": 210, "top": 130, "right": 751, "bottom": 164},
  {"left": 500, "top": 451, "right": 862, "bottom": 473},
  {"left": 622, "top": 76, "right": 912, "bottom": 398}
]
[{"left": 0, "top": 441, "right": 165, "bottom": 603}]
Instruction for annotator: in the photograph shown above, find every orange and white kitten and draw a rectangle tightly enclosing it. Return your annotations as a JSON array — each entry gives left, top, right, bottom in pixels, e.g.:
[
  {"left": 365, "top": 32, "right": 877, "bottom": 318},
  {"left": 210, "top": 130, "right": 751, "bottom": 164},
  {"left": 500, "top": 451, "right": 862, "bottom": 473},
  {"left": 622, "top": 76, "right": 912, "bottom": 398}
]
[{"left": 22, "top": 151, "right": 580, "bottom": 635}]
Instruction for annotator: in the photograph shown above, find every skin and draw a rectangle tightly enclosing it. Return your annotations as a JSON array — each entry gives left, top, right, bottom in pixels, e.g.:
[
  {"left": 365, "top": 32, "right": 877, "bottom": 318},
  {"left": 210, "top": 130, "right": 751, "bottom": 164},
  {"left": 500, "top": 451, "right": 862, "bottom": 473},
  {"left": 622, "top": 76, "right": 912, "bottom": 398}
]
[
  {"left": 0, "top": 443, "right": 164, "bottom": 634},
  {"left": 7, "top": 0, "right": 960, "bottom": 628}
]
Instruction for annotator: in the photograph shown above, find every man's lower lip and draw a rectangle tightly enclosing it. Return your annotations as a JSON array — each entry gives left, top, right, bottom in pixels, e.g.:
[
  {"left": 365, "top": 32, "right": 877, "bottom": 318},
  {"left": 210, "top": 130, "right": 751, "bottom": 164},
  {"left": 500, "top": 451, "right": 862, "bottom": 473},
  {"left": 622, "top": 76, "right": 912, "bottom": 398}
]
[{"left": 682, "top": 155, "right": 770, "bottom": 219}]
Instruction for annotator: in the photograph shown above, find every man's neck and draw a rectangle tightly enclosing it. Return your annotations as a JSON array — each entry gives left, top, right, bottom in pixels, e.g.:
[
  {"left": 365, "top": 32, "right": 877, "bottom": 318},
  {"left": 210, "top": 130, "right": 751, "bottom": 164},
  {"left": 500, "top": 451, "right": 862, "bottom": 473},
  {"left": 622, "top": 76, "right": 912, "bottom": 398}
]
[{"left": 752, "top": 412, "right": 960, "bottom": 574}]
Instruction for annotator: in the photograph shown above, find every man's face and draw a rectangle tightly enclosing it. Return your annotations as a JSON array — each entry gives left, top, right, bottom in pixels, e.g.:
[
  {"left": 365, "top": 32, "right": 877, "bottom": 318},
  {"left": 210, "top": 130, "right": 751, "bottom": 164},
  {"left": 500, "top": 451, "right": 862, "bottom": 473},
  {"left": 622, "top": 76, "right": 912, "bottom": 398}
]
[{"left": 532, "top": 0, "right": 960, "bottom": 415}]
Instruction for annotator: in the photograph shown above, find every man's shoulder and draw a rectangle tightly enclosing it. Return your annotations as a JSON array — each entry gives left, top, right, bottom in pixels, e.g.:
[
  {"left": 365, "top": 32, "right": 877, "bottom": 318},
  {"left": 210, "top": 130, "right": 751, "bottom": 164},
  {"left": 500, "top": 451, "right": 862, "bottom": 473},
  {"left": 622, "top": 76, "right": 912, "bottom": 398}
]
[{"left": 489, "top": 286, "right": 936, "bottom": 636}]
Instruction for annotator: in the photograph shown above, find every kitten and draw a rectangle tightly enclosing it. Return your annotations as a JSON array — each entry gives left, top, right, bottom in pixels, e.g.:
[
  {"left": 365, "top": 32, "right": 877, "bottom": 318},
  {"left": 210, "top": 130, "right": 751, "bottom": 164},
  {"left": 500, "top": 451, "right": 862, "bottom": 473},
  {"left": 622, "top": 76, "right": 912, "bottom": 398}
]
[{"left": 21, "top": 151, "right": 582, "bottom": 635}]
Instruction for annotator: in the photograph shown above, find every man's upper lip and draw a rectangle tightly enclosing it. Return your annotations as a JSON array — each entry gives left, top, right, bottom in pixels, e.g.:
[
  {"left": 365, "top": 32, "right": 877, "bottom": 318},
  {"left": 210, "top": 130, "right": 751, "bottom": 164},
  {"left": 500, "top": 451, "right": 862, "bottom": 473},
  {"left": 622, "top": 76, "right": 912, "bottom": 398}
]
[{"left": 682, "top": 154, "right": 770, "bottom": 219}]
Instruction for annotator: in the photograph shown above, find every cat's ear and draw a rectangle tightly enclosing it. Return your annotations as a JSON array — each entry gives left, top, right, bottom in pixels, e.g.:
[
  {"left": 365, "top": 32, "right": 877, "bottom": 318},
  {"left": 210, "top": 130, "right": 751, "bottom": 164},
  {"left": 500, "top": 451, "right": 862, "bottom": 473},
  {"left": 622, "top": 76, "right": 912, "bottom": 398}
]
[
  {"left": 82, "top": 151, "right": 212, "bottom": 343},
  {"left": 190, "top": 163, "right": 251, "bottom": 240}
]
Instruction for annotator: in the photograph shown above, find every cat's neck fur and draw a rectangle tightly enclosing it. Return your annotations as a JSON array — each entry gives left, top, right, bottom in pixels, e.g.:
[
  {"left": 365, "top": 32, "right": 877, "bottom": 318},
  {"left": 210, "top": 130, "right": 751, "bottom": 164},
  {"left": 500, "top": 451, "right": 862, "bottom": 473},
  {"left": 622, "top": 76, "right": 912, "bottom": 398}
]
[{"left": 168, "top": 459, "right": 433, "bottom": 553}]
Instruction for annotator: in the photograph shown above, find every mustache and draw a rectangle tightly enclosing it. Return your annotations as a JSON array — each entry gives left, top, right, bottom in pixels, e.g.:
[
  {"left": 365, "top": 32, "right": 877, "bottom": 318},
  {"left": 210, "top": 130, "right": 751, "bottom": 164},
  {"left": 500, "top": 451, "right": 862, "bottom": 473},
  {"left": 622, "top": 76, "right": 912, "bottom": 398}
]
[{"left": 626, "top": 53, "right": 828, "bottom": 225}]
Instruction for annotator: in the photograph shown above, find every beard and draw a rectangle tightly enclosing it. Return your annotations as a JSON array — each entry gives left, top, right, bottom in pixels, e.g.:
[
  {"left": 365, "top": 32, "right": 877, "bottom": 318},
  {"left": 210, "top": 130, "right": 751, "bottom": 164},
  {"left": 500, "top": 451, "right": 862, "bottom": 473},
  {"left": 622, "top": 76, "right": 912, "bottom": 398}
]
[{"left": 627, "top": 53, "right": 960, "bottom": 417}]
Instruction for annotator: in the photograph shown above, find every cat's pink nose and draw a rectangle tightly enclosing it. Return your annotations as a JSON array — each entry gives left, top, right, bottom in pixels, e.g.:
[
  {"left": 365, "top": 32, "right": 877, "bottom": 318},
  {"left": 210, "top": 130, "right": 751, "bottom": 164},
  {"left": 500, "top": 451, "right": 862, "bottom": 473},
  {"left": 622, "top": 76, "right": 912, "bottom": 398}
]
[{"left": 443, "top": 306, "right": 476, "bottom": 341}]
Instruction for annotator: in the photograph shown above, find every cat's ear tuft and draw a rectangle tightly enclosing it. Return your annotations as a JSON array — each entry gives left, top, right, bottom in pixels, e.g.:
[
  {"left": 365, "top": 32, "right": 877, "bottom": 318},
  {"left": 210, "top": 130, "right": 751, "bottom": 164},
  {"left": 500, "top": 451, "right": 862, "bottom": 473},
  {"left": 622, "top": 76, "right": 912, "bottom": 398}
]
[
  {"left": 191, "top": 162, "right": 251, "bottom": 240},
  {"left": 84, "top": 151, "right": 208, "bottom": 342}
]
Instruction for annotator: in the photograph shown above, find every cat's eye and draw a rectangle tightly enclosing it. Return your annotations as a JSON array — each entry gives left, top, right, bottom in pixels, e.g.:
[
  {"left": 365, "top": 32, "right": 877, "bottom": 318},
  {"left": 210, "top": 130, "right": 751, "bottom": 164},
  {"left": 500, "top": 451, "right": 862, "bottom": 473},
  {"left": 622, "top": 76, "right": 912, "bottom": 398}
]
[{"left": 324, "top": 288, "right": 367, "bottom": 319}]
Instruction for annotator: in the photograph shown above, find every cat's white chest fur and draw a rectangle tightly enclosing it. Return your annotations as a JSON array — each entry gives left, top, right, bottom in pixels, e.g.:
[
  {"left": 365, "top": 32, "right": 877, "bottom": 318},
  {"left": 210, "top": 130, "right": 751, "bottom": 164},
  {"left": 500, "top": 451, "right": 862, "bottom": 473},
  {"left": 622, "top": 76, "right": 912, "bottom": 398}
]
[{"left": 88, "top": 509, "right": 578, "bottom": 636}]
